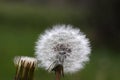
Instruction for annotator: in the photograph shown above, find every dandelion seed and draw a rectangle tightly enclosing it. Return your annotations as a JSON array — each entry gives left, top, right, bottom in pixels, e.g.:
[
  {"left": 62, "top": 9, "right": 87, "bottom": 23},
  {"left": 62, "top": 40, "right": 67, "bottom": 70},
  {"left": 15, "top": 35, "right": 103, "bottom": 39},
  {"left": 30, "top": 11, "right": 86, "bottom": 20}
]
[
  {"left": 35, "top": 25, "right": 91, "bottom": 74},
  {"left": 14, "top": 56, "right": 37, "bottom": 80}
]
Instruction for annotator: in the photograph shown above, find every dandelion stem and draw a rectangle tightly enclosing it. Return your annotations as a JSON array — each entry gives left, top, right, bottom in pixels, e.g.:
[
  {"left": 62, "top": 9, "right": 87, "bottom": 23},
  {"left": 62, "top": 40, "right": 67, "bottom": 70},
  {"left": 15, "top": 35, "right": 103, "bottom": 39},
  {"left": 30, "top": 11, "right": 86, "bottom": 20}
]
[
  {"left": 53, "top": 64, "right": 64, "bottom": 80},
  {"left": 55, "top": 69, "right": 61, "bottom": 80}
]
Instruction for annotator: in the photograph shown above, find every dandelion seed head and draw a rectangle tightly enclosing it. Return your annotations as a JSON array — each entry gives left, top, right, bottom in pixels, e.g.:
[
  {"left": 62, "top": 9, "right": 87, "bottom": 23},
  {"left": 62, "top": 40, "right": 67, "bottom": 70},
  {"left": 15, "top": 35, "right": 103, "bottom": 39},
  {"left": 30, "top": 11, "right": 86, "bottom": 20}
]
[
  {"left": 35, "top": 25, "right": 91, "bottom": 73},
  {"left": 14, "top": 56, "right": 38, "bottom": 68}
]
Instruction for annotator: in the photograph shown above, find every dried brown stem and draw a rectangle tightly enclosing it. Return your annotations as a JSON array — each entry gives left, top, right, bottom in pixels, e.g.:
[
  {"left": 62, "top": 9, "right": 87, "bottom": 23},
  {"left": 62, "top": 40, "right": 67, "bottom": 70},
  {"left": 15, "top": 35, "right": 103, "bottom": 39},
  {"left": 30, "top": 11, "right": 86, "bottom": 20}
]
[{"left": 14, "top": 60, "right": 36, "bottom": 80}]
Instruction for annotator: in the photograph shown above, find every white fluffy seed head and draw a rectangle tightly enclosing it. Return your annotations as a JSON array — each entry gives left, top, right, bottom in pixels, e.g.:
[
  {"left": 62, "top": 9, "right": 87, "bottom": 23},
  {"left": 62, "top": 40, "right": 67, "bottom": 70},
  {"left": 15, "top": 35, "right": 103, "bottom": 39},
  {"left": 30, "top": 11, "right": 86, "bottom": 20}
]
[
  {"left": 35, "top": 25, "right": 91, "bottom": 73},
  {"left": 14, "top": 56, "right": 38, "bottom": 68}
]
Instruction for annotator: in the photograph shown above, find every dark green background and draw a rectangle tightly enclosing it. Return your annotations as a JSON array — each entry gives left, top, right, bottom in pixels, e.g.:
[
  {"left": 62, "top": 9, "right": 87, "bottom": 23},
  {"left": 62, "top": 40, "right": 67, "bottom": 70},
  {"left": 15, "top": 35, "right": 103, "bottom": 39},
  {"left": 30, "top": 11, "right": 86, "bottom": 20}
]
[{"left": 0, "top": 1, "right": 120, "bottom": 80}]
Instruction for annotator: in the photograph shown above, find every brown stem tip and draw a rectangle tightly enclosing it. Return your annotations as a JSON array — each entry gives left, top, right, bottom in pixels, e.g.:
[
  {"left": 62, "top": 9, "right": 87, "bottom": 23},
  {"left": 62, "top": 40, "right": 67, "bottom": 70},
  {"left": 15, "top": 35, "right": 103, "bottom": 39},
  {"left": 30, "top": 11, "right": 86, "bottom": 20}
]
[{"left": 14, "top": 56, "right": 37, "bottom": 80}]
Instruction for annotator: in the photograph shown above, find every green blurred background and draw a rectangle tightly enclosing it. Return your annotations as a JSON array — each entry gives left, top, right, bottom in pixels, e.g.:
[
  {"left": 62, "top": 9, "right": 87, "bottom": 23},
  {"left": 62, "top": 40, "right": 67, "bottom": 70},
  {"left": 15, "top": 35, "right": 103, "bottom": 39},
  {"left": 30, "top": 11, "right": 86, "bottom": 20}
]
[{"left": 0, "top": 0, "right": 120, "bottom": 80}]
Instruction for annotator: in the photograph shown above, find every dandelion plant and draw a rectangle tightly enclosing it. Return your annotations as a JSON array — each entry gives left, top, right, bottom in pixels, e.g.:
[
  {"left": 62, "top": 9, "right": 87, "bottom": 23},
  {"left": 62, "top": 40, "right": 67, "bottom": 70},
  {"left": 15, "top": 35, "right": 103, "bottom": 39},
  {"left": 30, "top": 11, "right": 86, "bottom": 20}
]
[
  {"left": 14, "top": 56, "right": 37, "bottom": 80},
  {"left": 35, "top": 25, "right": 91, "bottom": 80}
]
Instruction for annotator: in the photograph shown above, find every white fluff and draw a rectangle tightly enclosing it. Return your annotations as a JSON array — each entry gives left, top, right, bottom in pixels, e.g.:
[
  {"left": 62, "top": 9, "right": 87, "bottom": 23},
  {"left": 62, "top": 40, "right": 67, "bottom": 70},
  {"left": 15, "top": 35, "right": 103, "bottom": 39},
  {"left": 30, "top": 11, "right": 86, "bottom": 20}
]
[{"left": 35, "top": 25, "right": 91, "bottom": 73}]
